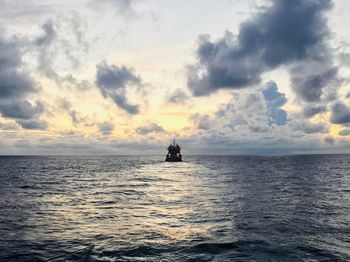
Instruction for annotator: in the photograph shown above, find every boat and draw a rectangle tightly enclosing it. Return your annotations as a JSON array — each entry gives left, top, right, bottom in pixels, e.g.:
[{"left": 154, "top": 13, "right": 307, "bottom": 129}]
[{"left": 165, "top": 139, "right": 182, "bottom": 162}]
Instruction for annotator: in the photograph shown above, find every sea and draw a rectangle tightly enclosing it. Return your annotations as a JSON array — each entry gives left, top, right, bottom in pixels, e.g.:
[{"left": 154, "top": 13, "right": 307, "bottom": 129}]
[{"left": 0, "top": 155, "right": 350, "bottom": 261}]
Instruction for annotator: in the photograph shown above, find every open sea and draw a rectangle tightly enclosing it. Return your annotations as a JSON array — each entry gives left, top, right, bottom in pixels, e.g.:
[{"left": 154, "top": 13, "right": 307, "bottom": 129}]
[{"left": 0, "top": 155, "right": 350, "bottom": 261}]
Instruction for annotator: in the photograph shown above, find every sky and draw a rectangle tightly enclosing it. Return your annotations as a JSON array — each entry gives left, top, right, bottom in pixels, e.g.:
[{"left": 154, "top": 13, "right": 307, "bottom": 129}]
[{"left": 1, "top": 0, "right": 350, "bottom": 155}]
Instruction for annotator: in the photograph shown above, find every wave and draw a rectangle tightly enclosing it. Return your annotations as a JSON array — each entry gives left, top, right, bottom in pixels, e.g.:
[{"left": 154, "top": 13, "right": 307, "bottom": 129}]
[{"left": 90, "top": 240, "right": 349, "bottom": 261}]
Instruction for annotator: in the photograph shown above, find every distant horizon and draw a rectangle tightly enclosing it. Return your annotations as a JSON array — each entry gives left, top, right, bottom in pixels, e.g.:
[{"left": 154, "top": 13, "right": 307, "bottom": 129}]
[{"left": 2, "top": 153, "right": 350, "bottom": 157}]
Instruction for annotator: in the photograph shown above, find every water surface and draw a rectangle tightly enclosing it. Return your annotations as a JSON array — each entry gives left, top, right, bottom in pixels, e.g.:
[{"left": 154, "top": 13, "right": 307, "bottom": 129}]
[{"left": 0, "top": 155, "right": 350, "bottom": 261}]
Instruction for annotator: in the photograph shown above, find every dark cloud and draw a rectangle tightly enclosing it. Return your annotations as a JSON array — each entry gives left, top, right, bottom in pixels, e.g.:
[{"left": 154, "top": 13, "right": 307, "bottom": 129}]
[
  {"left": 303, "top": 105, "right": 327, "bottom": 118},
  {"left": 0, "top": 30, "right": 45, "bottom": 129},
  {"left": 0, "top": 70, "right": 36, "bottom": 99},
  {"left": 168, "top": 89, "right": 189, "bottom": 104},
  {"left": 339, "top": 128, "right": 350, "bottom": 136},
  {"left": 262, "top": 81, "right": 287, "bottom": 126},
  {"left": 0, "top": 36, "right": 36, "bottom": 99},
  {"left": 136, "top": 123, "right": 164, "bottom": 135},
  {"left": 96, "top": 63, "right": 140, "bottom": 88},
  {"left": 98, "top": 121, "right": 114, "bottom": 135},
  {"left": 188, "top": 0, "right": 337, "bottom": 101},
  {"left": 290, "top": 65, "right": 339, "bottom": 102},
  {"left": 17, "top": 119, "right": 48, "bottom": 130},
  {"left": 301, "top": 122, "right": 328, "bottom": 134},
  {"left": 96, "top": 62, "right": 141, "bottom": 114},
  {"left": 0, "top": 101, "right": 44, "bottom": 120},
  {"left": 330, "top": 102, "right": 350, "bottom": 124}
]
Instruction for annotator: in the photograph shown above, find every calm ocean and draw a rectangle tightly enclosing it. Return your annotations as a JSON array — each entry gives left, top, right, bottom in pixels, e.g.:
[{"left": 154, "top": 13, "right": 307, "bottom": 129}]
[{"left": 0, "top": 155, "right": 349, "bottom": 261}]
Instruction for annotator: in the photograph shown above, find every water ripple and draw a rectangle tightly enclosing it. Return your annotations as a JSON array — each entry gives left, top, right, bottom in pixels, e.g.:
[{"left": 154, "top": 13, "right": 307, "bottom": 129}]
[{"left": 0, "top": 155, "right": 350, "bottom": 261}]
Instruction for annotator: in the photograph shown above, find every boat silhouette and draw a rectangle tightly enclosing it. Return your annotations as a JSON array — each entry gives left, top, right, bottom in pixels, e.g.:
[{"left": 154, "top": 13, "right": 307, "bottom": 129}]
[{"left": 165, "top": 139, "right": 182, "bottom": 162}]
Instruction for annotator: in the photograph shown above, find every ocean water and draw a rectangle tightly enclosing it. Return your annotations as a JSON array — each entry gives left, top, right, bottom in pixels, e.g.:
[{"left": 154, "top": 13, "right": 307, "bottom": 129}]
[{"left": 0, "top": 155, "right": 350, "bottom": 262}]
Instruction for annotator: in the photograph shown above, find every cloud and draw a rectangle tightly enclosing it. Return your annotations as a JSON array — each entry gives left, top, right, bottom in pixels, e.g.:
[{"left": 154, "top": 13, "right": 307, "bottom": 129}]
[
  {"left": 136, "top": 123, "right": 164, "bottom": 135},
  {"left": 90, "top": 0, "right": 135, "bottom": 16},
  {"left": 168, "top": 89, "right": 189, "bottom": 104},
  {"left": 190, "top": 82, "right": 289, "bottom": 136},
  {"left": 36, "top": 19, "right": 57, "bottom": 47},
  {"left": 0, "top": 122, "right": 17, "bottom": 130},
  {"left": 69, "top": 110, "right": 86, "bottom": 125},
  {"left": 324, "top": 136, "right": 335, "bottom": 145},
  {"left": 0, "top": 29, "right": 45, "bottom": 129},
  {"left": 187, "top": 0, "right": 338, "bottom": 102},
  {"left": 34, "top": 19, "right": 57, "bottom": 78},
  {"left": 17, "top": 119, "right": 48, "bottom": 130},
  {"left": 180, "top": 130, "right": 329, "bottom": 155},
  {"left": 98, "top": 121, "right": 114, "bottom": 135},
  {"left": 339, "top": 52, "right": 350, "bottom": 67},
  {"left": 4, "top": 138, "right": 165, "bottom": 155},
  {"left": 96, "top": 62, "right": 141, "bottom": 114},
  {"left": 290, "top": 64, "right": 339, "bottom": 102},
  {"left": 191, "top": 114, "right": 211, "bottom": 130},
  {"left": 0, "top": 69, "right": 36, "bottom": 99},
  {"left": 301, "top": 121, "right": 328, "bottom": 134},
  {"left": 0, "top": 0, "right": 54, "bottom": 20},
  {"left": 0, "top": 101, "right": 44, "bottom": 120},
  {"left": 89, "top": 0, "right": 158, "bottom": 20},
  {"left": 262, "top": 81, "right": 287, "bottom": 126},
  {"left": 33, "top": 12, "right": 90, "bottom": 83},
  {"left": 303, "top": 105, "right": 327, "bottom": 118},
  {"left": 339, "top": 128, "right": 350, "bottom": 136},
  {"left": 330, "top": 102, "right": 350, "bottom": 124},
  {"left": 0, "top": 37, "right": 36, "bottom": 99}
]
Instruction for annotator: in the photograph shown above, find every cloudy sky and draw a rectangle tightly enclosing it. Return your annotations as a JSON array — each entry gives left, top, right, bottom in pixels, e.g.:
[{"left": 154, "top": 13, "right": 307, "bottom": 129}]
[{"left": 1, "top": 0, "right": 350, "bottom": 155}]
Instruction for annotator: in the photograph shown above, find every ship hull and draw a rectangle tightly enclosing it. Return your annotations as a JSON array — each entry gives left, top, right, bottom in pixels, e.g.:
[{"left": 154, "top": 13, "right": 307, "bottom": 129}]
[{"left": 165, "top": 155, "right": 182, "bottom": 162}]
